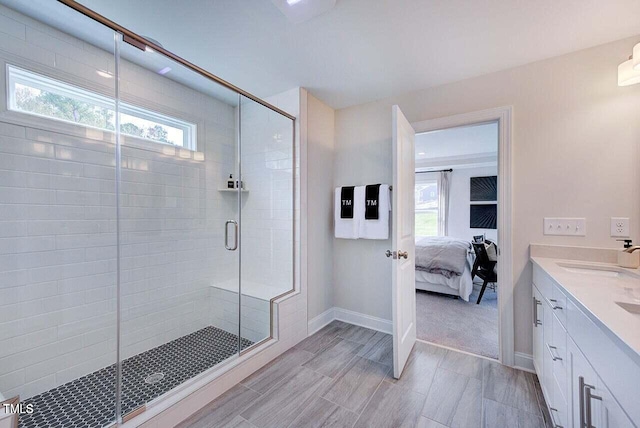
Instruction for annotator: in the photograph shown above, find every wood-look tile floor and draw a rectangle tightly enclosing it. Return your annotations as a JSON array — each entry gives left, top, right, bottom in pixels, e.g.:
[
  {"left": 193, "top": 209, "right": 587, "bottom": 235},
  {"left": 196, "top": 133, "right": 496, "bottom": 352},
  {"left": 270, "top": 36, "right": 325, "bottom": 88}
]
[{"left": 179, "top": 321, "right": 551, "bottom": 428}]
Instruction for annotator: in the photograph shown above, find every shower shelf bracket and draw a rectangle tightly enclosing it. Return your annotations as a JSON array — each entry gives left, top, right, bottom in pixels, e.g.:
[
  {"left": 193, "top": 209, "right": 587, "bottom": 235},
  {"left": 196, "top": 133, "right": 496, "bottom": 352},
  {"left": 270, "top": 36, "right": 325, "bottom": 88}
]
[{"left": 218, "top": 188, "right": 249, "bottom": 193}]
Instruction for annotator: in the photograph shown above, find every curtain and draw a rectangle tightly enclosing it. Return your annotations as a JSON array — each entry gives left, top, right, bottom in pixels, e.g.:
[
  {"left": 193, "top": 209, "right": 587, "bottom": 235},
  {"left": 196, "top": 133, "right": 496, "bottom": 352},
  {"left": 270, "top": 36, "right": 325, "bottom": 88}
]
[{"left": 438, "top": 170, "right": 451, "bottom": 236}]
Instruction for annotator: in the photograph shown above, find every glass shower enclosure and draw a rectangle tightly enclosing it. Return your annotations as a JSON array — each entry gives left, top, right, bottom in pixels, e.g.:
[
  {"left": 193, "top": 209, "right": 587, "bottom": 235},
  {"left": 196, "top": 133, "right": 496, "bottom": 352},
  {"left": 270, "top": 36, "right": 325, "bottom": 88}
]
[{"left": 0, "top": 1, "right": 295, "bottom": 427}]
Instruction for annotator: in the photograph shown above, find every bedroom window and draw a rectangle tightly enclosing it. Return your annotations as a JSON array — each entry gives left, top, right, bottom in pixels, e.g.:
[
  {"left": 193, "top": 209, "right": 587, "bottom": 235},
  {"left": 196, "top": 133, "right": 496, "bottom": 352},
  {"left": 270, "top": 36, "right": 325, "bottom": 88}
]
[
  {"left": 7, "top": 65, "right": 197, "bottom": 150},
  {"left": 415, "top": 176, "right": 440, "bottom": 237}
]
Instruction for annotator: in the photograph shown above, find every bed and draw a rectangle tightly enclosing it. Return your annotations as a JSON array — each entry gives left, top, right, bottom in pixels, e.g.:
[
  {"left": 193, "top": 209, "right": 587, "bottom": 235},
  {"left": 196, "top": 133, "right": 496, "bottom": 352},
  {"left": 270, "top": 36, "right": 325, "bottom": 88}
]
[{"left": 414, "top": 236, "right": 474, "bottom": 301}]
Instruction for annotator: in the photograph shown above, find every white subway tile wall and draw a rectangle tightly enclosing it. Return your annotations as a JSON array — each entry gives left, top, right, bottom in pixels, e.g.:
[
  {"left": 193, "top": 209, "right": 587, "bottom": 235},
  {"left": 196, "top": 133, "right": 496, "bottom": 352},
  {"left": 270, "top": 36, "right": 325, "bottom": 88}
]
[
  {"left": 240, "top": 99, "right": 294, "bottom": 293},
  {"left": 205, "top": 99, "right": 295, "bottom": 346},
  {"left": 210, "top": 287, "right": 270, "bottom": 344},
  {"left": 0, "top": 4, "right": 266, "bottom": 401}
]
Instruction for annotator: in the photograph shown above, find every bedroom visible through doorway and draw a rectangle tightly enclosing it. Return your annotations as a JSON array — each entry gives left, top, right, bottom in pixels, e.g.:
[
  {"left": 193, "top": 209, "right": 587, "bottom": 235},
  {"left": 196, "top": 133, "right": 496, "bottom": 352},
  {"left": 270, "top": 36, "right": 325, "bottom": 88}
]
[{"left": 414, "top": 121, "right": 499, "bottom": 359}]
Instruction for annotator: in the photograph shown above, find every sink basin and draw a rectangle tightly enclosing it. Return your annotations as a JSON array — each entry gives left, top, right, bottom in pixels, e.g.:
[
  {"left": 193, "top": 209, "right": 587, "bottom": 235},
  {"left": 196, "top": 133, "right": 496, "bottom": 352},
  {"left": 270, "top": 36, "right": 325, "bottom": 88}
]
[
  {"left": 557, "top": 263, "right": 637, "bottom": 279},
  {"left": 616, "top": 301, "right": 640, "bottom": 315}
]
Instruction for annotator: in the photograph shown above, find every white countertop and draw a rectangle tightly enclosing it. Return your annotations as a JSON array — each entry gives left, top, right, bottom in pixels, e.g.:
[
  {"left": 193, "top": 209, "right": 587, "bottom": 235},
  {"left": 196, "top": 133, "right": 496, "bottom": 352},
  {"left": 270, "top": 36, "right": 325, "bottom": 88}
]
[{"left": 531, "top": 257, "right": 640, "bottom": 364}]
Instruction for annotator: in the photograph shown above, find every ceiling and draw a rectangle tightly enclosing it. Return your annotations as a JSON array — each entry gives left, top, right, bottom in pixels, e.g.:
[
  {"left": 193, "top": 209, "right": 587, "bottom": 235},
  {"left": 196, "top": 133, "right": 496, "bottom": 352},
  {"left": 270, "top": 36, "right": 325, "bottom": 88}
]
[
  {"left": 416, "top": 122, "right": 497, "bottom": 162},
  {"left": 56, "top": 0, "right": 640, "bottom": 108}
]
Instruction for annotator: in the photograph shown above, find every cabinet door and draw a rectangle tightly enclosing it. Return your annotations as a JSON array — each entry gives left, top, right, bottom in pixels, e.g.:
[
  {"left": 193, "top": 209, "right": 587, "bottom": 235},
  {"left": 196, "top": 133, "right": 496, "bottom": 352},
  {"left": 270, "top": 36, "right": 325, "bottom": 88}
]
[
  {"left": 599, "top": 378, "right": 635, "bottom": 428},
  {"left": 568, "top": 338, "right": 601, "bottom": 428},
  {"left": 532, "top": 286, "right": 544, "bottom": 374}
]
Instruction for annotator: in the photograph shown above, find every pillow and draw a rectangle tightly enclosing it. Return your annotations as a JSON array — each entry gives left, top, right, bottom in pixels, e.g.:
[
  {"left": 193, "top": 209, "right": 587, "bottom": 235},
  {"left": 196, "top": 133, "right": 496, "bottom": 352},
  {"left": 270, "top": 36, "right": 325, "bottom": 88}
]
[{"left": 485, "top": 241, "right": 498, "bottom": 262}]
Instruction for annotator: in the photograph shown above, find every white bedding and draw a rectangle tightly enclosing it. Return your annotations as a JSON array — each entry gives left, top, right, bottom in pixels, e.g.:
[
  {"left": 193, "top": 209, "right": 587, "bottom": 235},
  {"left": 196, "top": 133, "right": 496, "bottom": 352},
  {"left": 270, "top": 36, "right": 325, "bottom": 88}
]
[{"left": 415, "top": 252, "right": 474, "bottom": 301}]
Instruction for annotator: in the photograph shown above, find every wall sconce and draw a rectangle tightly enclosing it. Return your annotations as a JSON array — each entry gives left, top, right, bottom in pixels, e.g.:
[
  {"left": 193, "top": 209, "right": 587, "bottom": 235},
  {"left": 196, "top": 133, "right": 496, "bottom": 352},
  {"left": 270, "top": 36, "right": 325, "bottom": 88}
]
[{"left": 618, "top": 43, "right": 640, "bottom": 86}]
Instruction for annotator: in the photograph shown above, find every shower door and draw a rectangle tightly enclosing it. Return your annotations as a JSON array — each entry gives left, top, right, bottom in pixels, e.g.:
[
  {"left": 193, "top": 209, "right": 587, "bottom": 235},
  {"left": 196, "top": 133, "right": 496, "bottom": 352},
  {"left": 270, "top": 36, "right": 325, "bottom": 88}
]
[
  {"left": 113, "top": 30, "right": 296, "bottom": 421},
  {"left": 115, "top": 34, "right": 243, "bottom": 420},
  {"left": 238, "top": 95, "right": 295, "bottom": 346}
]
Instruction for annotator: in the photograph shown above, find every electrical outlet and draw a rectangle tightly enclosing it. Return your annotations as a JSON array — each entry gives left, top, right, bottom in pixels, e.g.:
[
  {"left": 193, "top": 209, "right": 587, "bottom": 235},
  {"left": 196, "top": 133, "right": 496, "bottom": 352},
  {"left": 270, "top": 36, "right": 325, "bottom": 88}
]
[
  {"left": 610, "top": 217, "right": 630, "bottom": 237},
  {"left": 543, "top": 218, "right": 586, "bottom": 236}
]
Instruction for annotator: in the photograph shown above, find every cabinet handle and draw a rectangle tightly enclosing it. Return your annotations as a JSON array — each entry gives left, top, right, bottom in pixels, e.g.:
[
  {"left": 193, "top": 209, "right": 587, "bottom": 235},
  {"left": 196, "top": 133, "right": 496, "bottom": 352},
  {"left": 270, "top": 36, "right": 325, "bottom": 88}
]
[
  {"left": 579, "top": 376, "right": 586, "bottom": 428},
  {"left": 584, "top": 383, "right": 602, "bottom": 428},
  {"left": 546, "top": 344, "right": 562, "bottom": 361},
  {"left": 549, "top": 407, "right": 564, "bottom": 428},
  {"left": 533, "top": 296, "right": 542, "bottom": 326},
  {"left": 549, "top": 298, "right": 563, "bottom": 310}
]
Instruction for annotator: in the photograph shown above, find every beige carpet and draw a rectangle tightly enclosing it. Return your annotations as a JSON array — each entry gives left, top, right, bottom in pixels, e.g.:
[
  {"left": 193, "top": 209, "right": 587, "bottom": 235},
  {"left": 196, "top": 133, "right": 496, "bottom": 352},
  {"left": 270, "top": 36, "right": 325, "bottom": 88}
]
[{"left": 415, "top": 282, "right": 499, "bottom": 359}]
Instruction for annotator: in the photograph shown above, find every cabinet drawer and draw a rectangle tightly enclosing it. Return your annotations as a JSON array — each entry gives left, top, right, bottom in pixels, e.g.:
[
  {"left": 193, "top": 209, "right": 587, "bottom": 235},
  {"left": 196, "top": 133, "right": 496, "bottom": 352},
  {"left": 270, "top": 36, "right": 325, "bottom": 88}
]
[
  {"left": 550, "top": 312, "right": 568, "bottom": 401},
  {"left": 550, "top": 283, "right": 567, "bottom": 327},
  {"left": 533, "top": 264, "right": 554, "bottom": 300}
]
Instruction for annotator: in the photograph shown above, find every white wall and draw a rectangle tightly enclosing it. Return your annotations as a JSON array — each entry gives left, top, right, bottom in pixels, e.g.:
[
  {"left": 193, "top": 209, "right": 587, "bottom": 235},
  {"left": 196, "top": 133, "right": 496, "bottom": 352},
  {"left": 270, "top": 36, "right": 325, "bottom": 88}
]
[
  {"left": 448, "top": 166, "right": 498, "bottom": 243},
  {"left": 332, "top": 100, "right": 393, "bottom": 320},
  {"left": 332, "top": 35, "right": 640, "bottom": 357},
  {"left": 306, "top": 94, "right": 335, "bottom": 320}
]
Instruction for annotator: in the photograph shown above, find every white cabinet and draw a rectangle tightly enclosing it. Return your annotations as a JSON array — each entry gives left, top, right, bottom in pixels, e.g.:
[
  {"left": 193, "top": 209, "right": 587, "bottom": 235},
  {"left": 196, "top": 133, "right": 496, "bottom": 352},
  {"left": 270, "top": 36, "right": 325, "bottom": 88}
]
[{"left": 532, "top": 264, "right": 638, "bottom": 428}]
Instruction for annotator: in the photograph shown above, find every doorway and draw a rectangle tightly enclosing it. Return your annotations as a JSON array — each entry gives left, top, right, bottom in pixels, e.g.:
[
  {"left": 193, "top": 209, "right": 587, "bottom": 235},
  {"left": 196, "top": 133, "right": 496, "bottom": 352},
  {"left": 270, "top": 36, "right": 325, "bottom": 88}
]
[
  {"left": 413, "top": 121, "right": 500, "bottom": 359},
  {"left": 396, "top": 106, "right": 514, "bottom": 369}
]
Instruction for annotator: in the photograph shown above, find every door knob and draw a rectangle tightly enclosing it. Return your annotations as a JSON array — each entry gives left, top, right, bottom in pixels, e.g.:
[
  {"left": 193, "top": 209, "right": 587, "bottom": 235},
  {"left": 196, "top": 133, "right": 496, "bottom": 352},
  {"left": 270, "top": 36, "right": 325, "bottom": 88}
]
[
  {"left": 385, "top": 250, "right": 393, "bottom": 258},
  {"left": 398, "top": 251, "right": 408, "bottom": 259}
]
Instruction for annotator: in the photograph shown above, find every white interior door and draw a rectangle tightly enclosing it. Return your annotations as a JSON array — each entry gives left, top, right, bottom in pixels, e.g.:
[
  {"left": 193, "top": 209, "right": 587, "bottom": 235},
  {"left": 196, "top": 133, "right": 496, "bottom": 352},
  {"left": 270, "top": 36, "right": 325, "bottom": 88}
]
[{"left": 391, "top": 105, "right": 416, "bottom": 379}]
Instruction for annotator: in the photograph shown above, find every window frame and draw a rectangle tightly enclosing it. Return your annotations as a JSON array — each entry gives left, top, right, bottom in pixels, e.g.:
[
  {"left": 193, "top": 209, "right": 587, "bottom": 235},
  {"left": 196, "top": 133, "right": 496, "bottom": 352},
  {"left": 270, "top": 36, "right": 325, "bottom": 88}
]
[
  {"left": 6, "top": 64, "right": 197, "bottom": 150},
  {"left": 415, "top": 172, "right": 441, "bottom": 237}
]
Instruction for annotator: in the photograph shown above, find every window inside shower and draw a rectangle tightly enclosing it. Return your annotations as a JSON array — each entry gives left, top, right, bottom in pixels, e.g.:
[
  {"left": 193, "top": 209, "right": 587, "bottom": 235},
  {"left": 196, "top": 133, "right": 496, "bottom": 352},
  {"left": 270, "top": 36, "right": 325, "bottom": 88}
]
[
  {"left": 0, "top": 2, "right": 296, "bottom": 427},
  {"left": 7, "top": 65, "right": 198, "bottom": 150}
]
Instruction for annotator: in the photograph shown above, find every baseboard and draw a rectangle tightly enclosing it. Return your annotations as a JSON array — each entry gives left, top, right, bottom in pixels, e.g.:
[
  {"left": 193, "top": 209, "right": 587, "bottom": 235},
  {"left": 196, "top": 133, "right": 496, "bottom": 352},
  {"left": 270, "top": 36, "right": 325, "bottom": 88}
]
[
  {"left": 308, "top": 306, "right": 392, "bottom": 336},
  {"left": 307, "top": 308, "right": 336, "bottom": 336},
  {"left": 333, "top": 308, "right": 393, "bottom": 334},
  {"left": 514, "top": 352, "right": 535, "bottom": 373}
]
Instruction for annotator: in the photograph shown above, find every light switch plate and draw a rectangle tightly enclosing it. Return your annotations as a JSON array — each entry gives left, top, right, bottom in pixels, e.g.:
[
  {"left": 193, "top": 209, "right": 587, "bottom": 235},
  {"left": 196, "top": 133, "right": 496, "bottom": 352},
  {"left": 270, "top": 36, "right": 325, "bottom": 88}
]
[
  {"left": 610, "top": 217, "right": 630, "bottom": 237},
  {"left": 543, "top": 218, "right": 586, "bottom": 236}
]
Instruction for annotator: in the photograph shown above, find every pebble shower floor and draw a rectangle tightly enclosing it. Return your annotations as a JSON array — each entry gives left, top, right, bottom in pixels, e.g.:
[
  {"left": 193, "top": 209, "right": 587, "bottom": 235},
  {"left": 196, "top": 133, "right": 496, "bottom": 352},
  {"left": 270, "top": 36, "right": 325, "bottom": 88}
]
[{"left": 19, "top": 327, "right": 253, "bottom": 428}]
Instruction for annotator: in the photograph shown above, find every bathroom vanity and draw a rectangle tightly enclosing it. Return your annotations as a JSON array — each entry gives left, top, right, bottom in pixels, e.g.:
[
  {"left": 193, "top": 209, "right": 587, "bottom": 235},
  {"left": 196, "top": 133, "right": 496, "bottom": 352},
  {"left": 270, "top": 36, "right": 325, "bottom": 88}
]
[{"left": 531, "top": 255, "right": 640, "bottom": 428}]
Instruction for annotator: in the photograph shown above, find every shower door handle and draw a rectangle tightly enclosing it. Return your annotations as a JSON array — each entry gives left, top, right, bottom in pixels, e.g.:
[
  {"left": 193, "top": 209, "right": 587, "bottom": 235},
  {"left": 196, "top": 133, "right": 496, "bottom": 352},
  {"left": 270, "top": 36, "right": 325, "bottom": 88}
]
[{"left": 225, "top": 220, "right": 238, "bottom": 251}]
